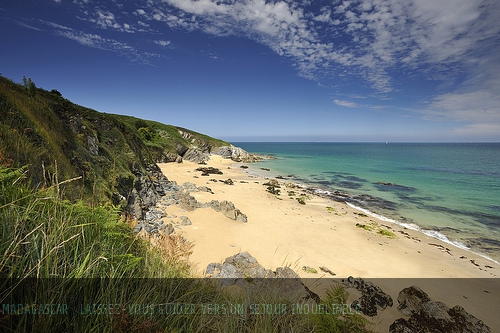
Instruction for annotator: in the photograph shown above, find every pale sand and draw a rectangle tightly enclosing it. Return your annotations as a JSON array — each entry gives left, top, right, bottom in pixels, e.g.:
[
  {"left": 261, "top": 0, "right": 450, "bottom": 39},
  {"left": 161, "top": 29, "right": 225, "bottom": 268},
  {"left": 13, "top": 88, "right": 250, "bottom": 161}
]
[{"left": 157, "top": 156, "right": 499, "bottom": 331}]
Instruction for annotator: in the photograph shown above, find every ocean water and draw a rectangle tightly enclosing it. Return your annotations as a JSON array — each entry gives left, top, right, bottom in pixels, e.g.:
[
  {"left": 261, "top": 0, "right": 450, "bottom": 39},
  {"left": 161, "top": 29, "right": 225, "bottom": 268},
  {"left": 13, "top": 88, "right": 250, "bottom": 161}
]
[{"left": 233, "top": 142, "right": 500, "bottom": 264}]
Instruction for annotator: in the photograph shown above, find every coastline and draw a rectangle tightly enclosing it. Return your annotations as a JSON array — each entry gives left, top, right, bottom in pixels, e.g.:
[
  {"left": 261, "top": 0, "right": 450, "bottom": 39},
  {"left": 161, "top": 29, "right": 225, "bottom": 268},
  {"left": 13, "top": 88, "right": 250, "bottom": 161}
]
[{"left": 155, "top": 155, "right": 499, "bottom": 331}]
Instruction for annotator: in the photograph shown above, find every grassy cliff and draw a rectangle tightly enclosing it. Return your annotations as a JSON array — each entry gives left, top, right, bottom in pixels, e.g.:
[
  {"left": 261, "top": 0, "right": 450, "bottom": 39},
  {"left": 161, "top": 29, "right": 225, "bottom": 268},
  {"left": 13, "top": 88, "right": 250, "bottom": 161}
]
[{"left": 0, "top": 75, "right": 229, "bottom": 206}]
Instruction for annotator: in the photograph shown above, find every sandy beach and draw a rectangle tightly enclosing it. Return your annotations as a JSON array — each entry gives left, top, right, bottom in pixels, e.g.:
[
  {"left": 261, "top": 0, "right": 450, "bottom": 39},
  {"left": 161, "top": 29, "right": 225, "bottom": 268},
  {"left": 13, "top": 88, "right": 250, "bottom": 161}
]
[{"left": 156, "top": 156, "right": 499, "bottom": 331}]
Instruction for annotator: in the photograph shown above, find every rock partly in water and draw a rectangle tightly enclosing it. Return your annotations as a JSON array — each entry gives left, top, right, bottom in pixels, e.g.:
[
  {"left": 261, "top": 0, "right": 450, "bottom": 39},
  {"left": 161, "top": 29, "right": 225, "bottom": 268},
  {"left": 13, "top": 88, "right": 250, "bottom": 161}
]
[{"left": 390, "top": 286, "right": 491, "bottom": 333}]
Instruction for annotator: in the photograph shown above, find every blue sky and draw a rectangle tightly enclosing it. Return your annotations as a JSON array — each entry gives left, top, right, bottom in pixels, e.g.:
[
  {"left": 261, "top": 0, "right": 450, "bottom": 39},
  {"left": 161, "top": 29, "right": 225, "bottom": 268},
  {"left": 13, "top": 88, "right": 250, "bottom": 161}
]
[{"left": 1, "top": 0, "right": 499, "bottom": 142}]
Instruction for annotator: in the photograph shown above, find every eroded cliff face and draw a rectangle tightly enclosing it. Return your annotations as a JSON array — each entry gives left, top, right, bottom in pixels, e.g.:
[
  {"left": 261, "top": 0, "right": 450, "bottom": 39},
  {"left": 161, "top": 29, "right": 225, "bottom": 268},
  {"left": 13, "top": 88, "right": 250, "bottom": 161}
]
[{"left": 0, "top": 75, "right": 254, "bottom": 222}]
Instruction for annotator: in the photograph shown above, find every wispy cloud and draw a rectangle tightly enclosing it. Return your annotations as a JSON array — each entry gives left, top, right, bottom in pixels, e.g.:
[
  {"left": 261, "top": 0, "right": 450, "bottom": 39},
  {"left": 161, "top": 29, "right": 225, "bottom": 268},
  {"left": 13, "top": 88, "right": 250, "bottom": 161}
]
[
  {"left": 147, "top": 0, "right": 499, "bottom": 136},
  {"left": 154, "top": 40, "right": 171, "bottom": 47},
  {"left": 334, "top": 99, "right": 358, "bottom": 108},
  {"left": 42, "top": 21, "right": 153, "bottom": 63},
  {"left": 9, "top": 0, "right": 500, "bottom": 137},
  {"left": 15, "top": 20, "right": 41, "bottom": 31}
]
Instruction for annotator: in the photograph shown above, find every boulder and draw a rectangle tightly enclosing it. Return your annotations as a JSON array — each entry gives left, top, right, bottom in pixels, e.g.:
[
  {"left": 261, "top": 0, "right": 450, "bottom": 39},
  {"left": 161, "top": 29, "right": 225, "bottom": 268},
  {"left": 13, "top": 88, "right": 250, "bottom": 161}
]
[
  {"left": 212, "top": 145, "right": 260, "bottom": 162},
  {"left": 390, "top": 286, "right": 491, "bottom": 333},
  {"left": 342, "top": 276, "right": 393, "bottom": 316},
  {"left": 183, "top": 147, "right": 210, "bottom": 164},
  {"left": 197, "top": 186, "right": 213, "bottom": 194},
  {"left": 263, "top": 179, "right": 280, "bottom": 187},
  {"left": 209, "top": 200, "right": 248, "bottom": 222},
  {"left": 206, "top": 252, "right": 320, "bottom": 302},
  {"left": 179, "top": 216, "right": 192, "bottom": 226},
  {"left": 195, "top": 167, "right": 223, "bottom": 175},
  {"left": 178, "top": 192, "right": 200, "bottom": 211}
]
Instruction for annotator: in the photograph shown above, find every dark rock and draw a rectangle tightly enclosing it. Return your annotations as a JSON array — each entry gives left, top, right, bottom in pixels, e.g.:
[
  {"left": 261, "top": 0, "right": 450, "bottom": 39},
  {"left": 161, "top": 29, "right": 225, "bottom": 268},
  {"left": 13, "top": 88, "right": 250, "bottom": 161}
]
[
  {"left": 176, "top": 144, "right": 189, "bottom": 156},
  {"left": 160, "top": 152, "right": 182, "bottom": 163},
  {"left": 240, "top": 165, "right": 249, "bottom": 169},
  {"left": 267, "top": 186, "right": 281, "bottom": 195},
  {"left": 342, "top": 276, "right": 393, "bottom": 316},
  {"left": 390, "top": 286, "right": 491, "bottom": 333},
  {"left": 196, "top": 167, "right": 223, "bottom": 175},
  {"left": 183, "top": 147, "right": 210, "bottom": 164},
  {"left": 223, "top": 178, "right": 234, "bottom": 185}
]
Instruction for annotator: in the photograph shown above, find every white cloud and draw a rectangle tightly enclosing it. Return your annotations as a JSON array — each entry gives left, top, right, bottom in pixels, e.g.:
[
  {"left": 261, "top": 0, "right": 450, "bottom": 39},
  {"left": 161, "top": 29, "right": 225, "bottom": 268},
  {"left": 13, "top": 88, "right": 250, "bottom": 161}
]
[
  {"left": 154, "top": 40, "right": 171, "bottom": 46},
  {"left": 40, "top": 0, "right": 500, "bottom": 123},
  {"left": 15, "top": 20, "right": 42, "bottom": 31},
  {"left": 43, "top": 21, "right": 150, "bottom": 63},
  {"left": 334, "top": 99, "right": 357, "bottom": 108}
]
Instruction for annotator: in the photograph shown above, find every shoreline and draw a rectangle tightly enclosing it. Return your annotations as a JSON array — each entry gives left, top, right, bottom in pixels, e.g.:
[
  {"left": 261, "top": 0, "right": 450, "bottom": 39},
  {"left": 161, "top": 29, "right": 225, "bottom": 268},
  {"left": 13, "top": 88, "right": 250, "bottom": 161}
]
[
  {"left": 155, "top": 155, "right": 499, "bottom": 331},
  {"left": 242, "top": 157, "right": 500, "bottom": 266},
  {"left": 157, "top": 155, "right": 497, "bottom": 279}
]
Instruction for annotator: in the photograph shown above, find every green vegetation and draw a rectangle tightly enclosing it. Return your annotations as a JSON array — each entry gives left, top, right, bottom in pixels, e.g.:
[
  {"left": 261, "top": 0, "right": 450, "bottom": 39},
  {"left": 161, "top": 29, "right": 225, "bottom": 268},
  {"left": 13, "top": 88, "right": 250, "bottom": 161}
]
[
  {"left": 378, "top": 229, "right": 396, "bottom": 238},
  {"left": 0, "top": 75, "right": 229, "bottom": 205},
  {"left": 311, "top": 284, "right": 372, "bottom": 333},
  {"left": 356, "top": 222, "right": 396, "bottom": 239},
  {"left": 0, "top": 75, "right": 373, "bottom": 332},
  {"left": 296, "top": 194, "right": 310, "bottom": 205},
  {"left": 355, "top": 223, "right": 374, "bottom": 231},
  {"left": 302, "top": 266, "right": 318, "bottom": 274}
]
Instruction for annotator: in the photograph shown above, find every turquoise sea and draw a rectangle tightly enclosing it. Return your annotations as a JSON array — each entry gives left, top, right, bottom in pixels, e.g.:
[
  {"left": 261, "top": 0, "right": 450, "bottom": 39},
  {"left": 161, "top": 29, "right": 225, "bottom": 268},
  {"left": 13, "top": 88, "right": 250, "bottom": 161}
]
[{"left": 233, "top": 142, "right": 500, "bottom": 264}]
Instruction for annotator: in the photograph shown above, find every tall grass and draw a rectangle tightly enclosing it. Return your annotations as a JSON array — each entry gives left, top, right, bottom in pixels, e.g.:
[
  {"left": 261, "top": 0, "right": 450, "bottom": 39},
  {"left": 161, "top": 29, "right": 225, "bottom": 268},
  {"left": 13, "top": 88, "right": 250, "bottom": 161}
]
[
  {"left": 0, "top": 166, "right": 210, "bottom": 331},
  {"left": 0, "top": 166, "right": 373, "bottom": 332}
]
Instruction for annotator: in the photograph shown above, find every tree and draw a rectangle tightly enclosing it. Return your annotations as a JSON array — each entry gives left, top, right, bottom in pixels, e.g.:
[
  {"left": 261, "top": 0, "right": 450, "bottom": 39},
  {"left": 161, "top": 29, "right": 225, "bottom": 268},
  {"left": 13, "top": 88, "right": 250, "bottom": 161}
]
[{"left": 22, "top": 76, "right": 36, "bottom": 97}]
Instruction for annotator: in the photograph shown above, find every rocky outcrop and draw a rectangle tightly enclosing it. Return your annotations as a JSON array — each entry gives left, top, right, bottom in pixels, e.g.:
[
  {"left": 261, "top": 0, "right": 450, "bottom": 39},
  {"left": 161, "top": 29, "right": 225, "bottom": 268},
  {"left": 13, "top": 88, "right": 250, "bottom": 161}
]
[
  {"left": 390, "top": 286, "right": 491, "bottom": 333},
  {"left": 195, "top": 167, "right": 223, "bottom": 175},
  {"left": 205, "top": 252, "right": 320, "bottom": 302},
  {"left": 212, "top": 145, "right": 262, "bottom": 162},
  {"left": 133, "top": 179, "right": 248, "bottom": 237},
  {"left": 208, "top": 200, "right": 248, "bottom": 222},
  {"left": 342, "top": 276, "right": 393, "bottom": 316},
  {"left": 183, "top": 147, "right": 210, "bottom": 164},
  {"left": 116, "top": 163, "right": 174, "bottom": 221}
]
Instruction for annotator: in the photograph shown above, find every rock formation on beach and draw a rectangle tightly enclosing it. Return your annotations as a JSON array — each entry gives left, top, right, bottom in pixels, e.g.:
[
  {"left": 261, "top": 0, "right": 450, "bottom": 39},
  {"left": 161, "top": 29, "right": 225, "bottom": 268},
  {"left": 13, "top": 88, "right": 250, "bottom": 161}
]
[
  {"left": 133, "top": 179, "right": 248, "bottom": 236},
  {"left": 341, "top": 276, "right": 393, "bottom": 317},
  {"left": 205, "top": 252, "right": 320, "bottom": 303},
  {"left": 212, "top": 145, "right": 262, "bottom": 163},
  {"left": 390, "top": 286, "right": 491, "bottom": 333}
]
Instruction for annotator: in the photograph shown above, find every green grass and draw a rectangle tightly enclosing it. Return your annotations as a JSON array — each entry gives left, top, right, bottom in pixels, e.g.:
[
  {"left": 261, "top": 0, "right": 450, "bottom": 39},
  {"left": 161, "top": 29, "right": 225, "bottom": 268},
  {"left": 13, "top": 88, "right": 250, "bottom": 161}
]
[{"left": 0, "top": 167, "right": 373, "bottom": 332}]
